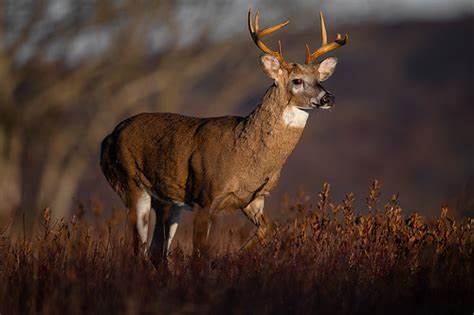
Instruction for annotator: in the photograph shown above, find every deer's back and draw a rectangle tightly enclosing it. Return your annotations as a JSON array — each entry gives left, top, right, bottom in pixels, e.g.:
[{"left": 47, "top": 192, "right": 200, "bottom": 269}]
[{"left": 100, "top": 112, "right": 247, "bottom": 207}]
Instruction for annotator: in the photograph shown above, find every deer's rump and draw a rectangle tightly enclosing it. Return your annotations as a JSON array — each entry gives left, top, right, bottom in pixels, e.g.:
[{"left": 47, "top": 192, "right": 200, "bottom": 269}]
[{"left": 100, "top": 112, "right": 273, "bottom": 211}]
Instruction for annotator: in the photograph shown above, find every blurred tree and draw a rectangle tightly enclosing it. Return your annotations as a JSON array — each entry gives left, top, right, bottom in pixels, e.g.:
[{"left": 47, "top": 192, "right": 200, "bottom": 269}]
[
  {"left": 1, "top": 0, "right": 471, "bottom": 228},
  {"left": 0, "top": 0, "right": 248, "bottom": 225}
]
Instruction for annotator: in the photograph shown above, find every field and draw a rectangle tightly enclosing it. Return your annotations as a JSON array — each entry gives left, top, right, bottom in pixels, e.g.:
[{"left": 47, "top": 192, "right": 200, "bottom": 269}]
[{"left": 0, "top": 181, "right": 472, "bottom": 314}]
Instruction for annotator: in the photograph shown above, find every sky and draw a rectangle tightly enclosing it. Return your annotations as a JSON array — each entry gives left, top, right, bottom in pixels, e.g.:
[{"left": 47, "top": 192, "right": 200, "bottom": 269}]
[{"left": 4, "top": 0, "right": 474, "bottom": 64}]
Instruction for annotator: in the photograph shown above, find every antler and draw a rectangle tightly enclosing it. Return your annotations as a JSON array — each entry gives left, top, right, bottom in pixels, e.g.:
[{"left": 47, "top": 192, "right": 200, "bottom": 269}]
[
  {"left": 305, "top": 11, "right": 348, "bottom": 64},
  {"left": 248, "top": 9, "right": 291, "bottom": 69}
]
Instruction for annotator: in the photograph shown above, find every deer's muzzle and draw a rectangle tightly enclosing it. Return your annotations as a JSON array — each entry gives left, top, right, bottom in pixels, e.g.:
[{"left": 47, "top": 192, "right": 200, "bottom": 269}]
[{"left": 315, "top": 92, "right": 334, "bottom": 109}]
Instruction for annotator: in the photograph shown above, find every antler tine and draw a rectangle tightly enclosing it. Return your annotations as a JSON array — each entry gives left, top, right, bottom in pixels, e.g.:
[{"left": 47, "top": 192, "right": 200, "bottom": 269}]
[
  {"left": 305, "top": 11, "right": 348, "bottom": 64},
  {"left": 278, "top": 40, "right": 283, "bottom": 56},
  {"left": 320, "top": 11, "right": 327, "bottom": 45},
  {"left": 259, "top": 20, "right": 290, "bottom": 37},
  {"left": 255, "top": 10, "right": 260, "bottom": 32},
  {"left": 248, "top": 9, "right": 290, "bottom": 69}
]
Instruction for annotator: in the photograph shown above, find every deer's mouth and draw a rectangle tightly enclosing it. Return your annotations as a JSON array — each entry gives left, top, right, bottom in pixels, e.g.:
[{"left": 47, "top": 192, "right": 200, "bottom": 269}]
[
  {"left": 311, "top": 92, "right": 335, "bottom": 110},
  {"left": 297, "top": 102, "right": 333, "bottom": 111},
  {"left": 301, "top": 101, "right": 332, "bottom": 111},
  {"left": 297, "top": 106, "right": 315, "bottom": 112},
  {"left": 315, "top": 103, "right": 333, "bottom": 110}
]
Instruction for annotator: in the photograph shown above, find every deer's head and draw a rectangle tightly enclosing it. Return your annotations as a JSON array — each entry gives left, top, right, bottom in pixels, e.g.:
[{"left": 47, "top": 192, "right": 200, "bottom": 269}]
[{"left": 249, "top": 10, "right": 348, "bottom": 111}]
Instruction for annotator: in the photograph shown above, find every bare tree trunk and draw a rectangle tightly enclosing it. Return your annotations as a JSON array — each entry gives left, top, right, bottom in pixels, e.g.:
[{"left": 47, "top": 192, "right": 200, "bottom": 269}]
[
  {"left": 17, "top": 133, "right": 48, "bottom": 230},
  {"left": 47, "top": 155, "right": 88, "bottom": 219},
  {"left": 0, "top": 128, "right": 21, "bottom": 215},
  {"left": 36, "top": 150, "right": 87, "bottom": 219}
]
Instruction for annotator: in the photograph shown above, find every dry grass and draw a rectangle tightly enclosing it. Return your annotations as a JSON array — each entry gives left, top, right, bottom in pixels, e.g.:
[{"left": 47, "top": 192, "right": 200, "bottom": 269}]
[{"left": 1, "top": 181, "right": 473, "bottom": 314}]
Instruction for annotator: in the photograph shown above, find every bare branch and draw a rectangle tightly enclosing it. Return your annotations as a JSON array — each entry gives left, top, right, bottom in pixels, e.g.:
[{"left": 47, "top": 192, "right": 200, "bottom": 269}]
[{"left": 7, "top": 0, "right": 47, "bottom": 56}]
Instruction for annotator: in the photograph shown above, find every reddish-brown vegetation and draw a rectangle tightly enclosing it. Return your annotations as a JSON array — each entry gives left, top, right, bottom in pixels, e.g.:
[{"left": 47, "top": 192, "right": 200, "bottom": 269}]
[{"left": 1, "top": 182, "right": 472, "bottom": 314}]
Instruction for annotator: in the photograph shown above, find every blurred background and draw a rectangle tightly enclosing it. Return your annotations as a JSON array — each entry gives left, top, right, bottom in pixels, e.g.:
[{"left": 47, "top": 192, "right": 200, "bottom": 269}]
[{"left": 0, "top": 0, "right": 473, "bottom": 229}]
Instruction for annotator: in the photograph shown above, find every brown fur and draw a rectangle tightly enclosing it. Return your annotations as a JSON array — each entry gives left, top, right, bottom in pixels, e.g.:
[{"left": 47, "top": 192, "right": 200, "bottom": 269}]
[
  {"left": 100, "top": 83, "right": 302, "bottom": 212},
  {"left": 100, "top": 55, "right": 339, "bottom": 256}
]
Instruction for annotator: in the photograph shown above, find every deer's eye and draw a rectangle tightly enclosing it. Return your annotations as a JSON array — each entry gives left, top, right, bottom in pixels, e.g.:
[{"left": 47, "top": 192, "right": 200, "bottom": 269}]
[{"left": 292, "top": 79, "right": 303, "bottom": 85}]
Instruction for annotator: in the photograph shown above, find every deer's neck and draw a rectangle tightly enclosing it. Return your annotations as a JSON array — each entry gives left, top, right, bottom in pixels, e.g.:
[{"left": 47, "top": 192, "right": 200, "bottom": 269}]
[
  {"left": 238, "top": 83, "right": 307, "bottom": 166},
  {"left": 245, "top": 84, "right": 289, "bottom": 138}
]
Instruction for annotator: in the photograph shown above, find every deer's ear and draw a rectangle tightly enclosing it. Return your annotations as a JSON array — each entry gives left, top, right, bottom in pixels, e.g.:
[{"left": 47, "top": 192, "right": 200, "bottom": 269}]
[
  {"left": 316, "top": 57, "right": 337, "bottom": 82},
  {"left": 260, "top": 55, "right": 282, "bottom": 80}
]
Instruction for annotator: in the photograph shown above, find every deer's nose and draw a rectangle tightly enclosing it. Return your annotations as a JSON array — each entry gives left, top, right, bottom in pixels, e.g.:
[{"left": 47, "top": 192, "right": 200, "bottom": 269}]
[{"left": 320, "top": 92, "right": 335, "bottom": 106}]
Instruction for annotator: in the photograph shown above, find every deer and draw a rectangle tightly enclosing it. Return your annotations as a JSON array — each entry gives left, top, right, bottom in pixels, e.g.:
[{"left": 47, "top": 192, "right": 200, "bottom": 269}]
[{"left": 100, "top": 9, "right": 348, "bottom": 264}]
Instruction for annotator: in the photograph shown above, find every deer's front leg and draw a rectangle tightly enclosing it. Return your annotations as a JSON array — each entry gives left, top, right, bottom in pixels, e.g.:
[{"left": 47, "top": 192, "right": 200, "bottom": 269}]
[
  {"left": 192, "top": 207, "right": 215, "bottom": 256},
  {"left": 241, "top": 196, "right": 269, "bottom": 248}
]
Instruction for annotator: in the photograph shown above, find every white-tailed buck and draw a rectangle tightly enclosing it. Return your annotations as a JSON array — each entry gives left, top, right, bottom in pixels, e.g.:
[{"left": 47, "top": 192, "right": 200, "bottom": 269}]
[{"left": 100, "top": 9, "right": 348, "bottom": 263}]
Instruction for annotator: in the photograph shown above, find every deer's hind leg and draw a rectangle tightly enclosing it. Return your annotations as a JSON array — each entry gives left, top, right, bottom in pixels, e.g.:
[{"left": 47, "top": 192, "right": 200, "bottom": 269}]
[
  {"left": 149, "top": 199, "right": 184, "bottom": 266},
  {"left": 121, "top": 183, "right": 152, "bottom": 255}
]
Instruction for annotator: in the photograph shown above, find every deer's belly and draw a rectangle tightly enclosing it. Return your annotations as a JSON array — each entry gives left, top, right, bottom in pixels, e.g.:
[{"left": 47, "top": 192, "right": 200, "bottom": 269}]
[{"left": 214, "top": 169, "right": 281, "bottom": 211}]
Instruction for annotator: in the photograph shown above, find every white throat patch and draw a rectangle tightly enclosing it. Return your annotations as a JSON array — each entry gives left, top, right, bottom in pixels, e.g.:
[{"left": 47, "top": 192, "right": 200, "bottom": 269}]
[{"left": 282, "top": 106, "right": 309, "bottom": 128}]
